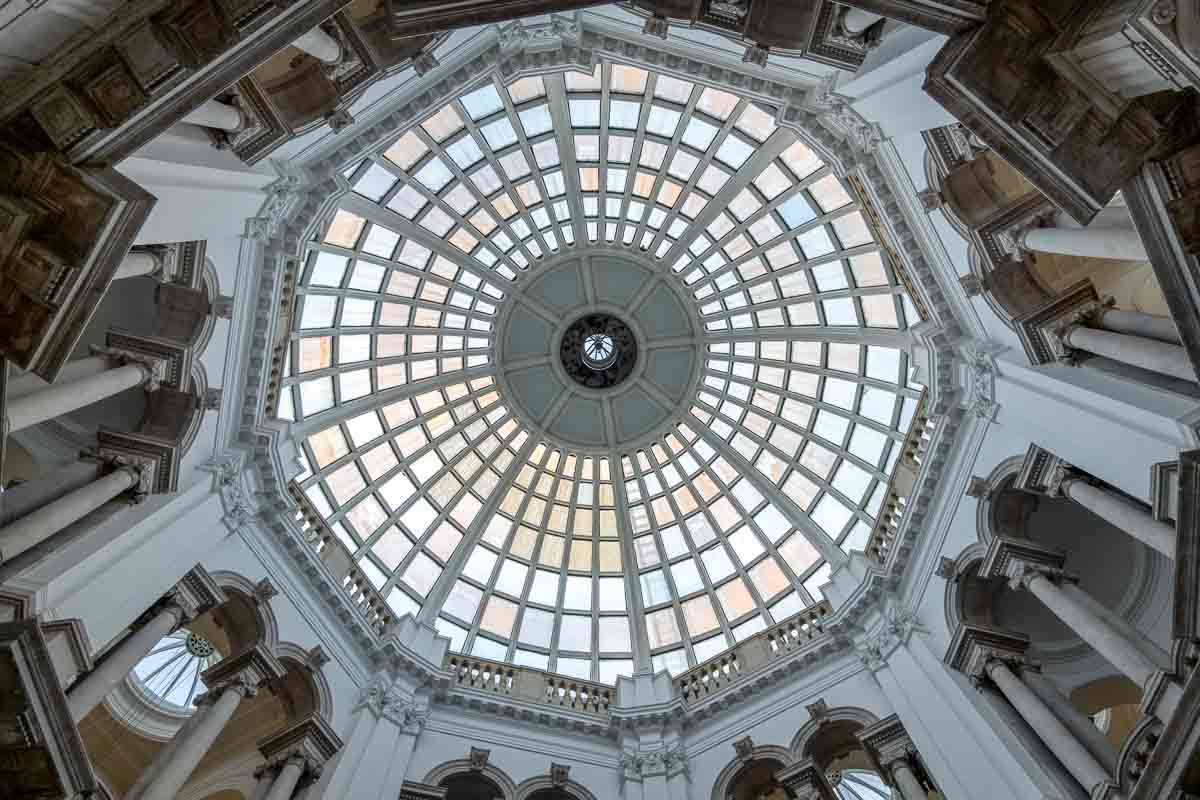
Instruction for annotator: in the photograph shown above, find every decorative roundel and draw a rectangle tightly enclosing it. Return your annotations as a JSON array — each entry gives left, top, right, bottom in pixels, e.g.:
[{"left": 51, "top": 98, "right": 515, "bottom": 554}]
[
  {"left": 561, "top": 314, "right": 638, "bottom": 388},
  {"left": 185, "top": 632, "right": 215, "bottom": 659}
]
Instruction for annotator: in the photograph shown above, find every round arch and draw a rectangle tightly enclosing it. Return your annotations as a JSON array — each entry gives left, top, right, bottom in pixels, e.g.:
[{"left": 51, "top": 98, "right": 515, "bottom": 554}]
[
  {"left": 274, "top": 642, "right": 334, "bottom": 723},
  {"left": 205, "top": 571, "right": 280, "bottom": 654},
  {"left": 424, "top": 758, "right": 519, "bottom": 800},
  {"left": 789, "top": 706, "right": 879, "bottom": 762},
  {"left": 515, "top": 775, "right": 599, "bottom": 800},
  {"left": 709, "top": 744, "right": 794, "bottom": 800}
]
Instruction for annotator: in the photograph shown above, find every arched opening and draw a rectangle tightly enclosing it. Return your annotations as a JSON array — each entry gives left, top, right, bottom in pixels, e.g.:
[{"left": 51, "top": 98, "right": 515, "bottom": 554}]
[
  {"left": 728, "top": 757, "right": 789, "bottom": 800},
  {"left": 441, "top": 772, "right": 507, "bottom": 800}
]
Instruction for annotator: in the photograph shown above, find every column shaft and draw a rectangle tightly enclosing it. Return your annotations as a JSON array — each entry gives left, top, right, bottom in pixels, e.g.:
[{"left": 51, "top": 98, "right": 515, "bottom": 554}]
[
  {"left": 986, "top": 660, "right": 1110, "bottom": 794},
  {"left": 0, "top": 467, "right": 138, "bottom": 563},
  {"left": 291, "top": 28, "right": 341, "bottom": 62},
  {"left": 5, "top": 356, "right": 111, "bottom": 401},
  {"left": 1020, "top": 668, "right": 1119, "bottom": 775},
  {"left": 1098, "top": 308, "right": 1182, "bottom": 345},
  {"left": 0, "top": 460, "right": 100, "bottom": 527},
  {"left": 5, "top": 362, "right": 153, "bottom": 432},
  {"left": 116, "top": 251, "right": 161, "bottom": 280},
  {"left": 264, "top": 759, "right": 306, "bottom": 800},
  {"left": 138, "top": 684, "right": 244, "bottom": 800},
  {"left": 1023, "top": 225, "right": 1149, "bottom": 261},
  {"left": 1064, "top": 325, "right": 1197, "bottom": 382},
  {"left": 1062, "top": 478, "right": 1175, "bottom": 559},
  {"left": 248, "top": 770, "right": 275, "bottom": 800},
  {"left": 1025, "top": 572, "right": 1159, "bottom": 687},
  {"left": 891, "top": 763, "right": 927, "bottom": 800},
  {"left": 182, "top": 99, "right": 243, "bottom": 132},
  {"left": 67, "top": 603, "right": 180, "bottom": 721}
]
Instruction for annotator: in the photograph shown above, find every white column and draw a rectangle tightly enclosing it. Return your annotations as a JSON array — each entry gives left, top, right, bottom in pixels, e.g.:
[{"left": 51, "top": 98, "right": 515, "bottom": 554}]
[
  {"left": 66, "top": 598, "right": 184, "bottom": 721},
  {"left": 136, "top": 679, "right": 252, "bottom": 800},
  {"left": 115, "top": 250, "right": 162, "bottom": 280},
  {"left": 843, "top": 8, "right": 883, "bottom": 33},
  {"left": 1061, "top": 476, "right": 1176, "bottom": 559},
  {"left": 891, "top": 763, "right": 927, "bottom": 800},
  {"left": 0, "top": 460, "right": 100, "bottom": 527},
  {"left": 0, "top": 465, "right": 139, "bottom": 563},
  {"left": 1021, "top": 225, "right": 1149, "bottom": 261},
  {"left": 1064, "top": 324, "right": 1197, "bottom": 382},
  {"left": 1019, "top": 667, "right": 1119, "bottom": 775},
  {"left": 5, "top": 359, "right": 159, "bottom": 433},
  {"left": 263, "top": 755, "right": 307, "bottom": 800},
  {"left": 984, "top": 659, "right": 1111, "bottom": 795},
  {"left": 1019, "top": 569, "right": 1160, "bottom": 688},
  {"left": 5, "top": 356, "right": 112, "bottom": 401},
  {"left": 248, "top": 766, "right": 276, "bottom": 800},
  {"left": 291, "top": 28, "right": 341, "bottom": 63},
  {"left": 1097, "top": 308, "right": 1182, "bottom": 345},
  {"left": 182, "top": 99, "right": 244, "bottom": 132}
]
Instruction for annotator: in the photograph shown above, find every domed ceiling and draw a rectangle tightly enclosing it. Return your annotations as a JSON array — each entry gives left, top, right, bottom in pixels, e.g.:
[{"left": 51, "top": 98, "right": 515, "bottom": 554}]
[{"left": 275, "top": 60, "right": 923, "bottom": 684}]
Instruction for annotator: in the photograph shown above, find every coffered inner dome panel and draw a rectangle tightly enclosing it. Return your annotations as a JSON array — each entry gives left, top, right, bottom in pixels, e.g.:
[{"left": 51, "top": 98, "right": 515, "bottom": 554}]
[
  {"left": 497, "top": 252, "right": 699, "bottom": 451},
  {"left": 279, "top": 56, "right": 924, "bottom": 684}
]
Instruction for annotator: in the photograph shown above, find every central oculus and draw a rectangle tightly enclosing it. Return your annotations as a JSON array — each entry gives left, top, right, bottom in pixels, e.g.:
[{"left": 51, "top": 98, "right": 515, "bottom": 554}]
[{"left": 560, "top": 313, "right": 638, "bottom": 389}]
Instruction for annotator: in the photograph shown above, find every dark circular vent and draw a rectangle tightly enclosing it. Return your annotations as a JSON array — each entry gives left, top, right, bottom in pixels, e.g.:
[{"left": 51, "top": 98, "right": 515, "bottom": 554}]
[{"left": 560, "top": 313, "right": 637, "bottom": 389}]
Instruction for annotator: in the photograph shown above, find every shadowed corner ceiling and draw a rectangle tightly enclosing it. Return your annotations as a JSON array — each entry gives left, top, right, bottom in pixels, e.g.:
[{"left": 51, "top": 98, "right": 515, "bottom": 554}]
[{"left": 272, "top": 58, "right": 924, "bottom": 684}]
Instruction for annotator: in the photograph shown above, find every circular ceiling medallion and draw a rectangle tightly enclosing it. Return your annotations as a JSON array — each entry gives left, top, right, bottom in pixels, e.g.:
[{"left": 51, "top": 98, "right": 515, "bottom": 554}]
[
  {"left": 496, "top": 251, "right": 701, "bottom": 451},
  {"left": 561, "top": 314, "right": 637, "bottom": 388}
]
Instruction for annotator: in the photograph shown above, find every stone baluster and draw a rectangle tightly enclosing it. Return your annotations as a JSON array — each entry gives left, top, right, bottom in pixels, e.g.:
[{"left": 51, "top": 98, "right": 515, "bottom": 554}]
[
  {"left": 981, "top": 538, "right": 1162, "bottom": 690},
  {"left": 946, "top": 626, "right": 1115, "bottom": 797},
  {"left": 0, "top": 457, "right": 147, "bottom": 564},
  {"left": 65, "top": 567, "right": 224, "bottom": 722},
  {"left": 125, "top": 645, "right": 286, "bottom": 800},
  {"left": 4, "top": 345, "right": 166, "bottom": 433}
]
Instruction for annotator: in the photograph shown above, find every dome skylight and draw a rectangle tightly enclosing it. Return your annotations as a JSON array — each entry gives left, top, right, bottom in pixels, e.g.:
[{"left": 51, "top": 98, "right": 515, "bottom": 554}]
[
  {"left": 280, "top": 59, "right": 922, "bottom": 684},
  {"left": 131, "top": 630, "right": 219, "bottom": 711}
]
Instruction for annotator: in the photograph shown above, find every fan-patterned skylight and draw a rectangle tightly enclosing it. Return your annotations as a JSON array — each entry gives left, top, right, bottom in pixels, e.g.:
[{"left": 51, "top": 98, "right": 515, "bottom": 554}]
[{"left": 282, "top": 59, "right": 921, "bottom": 685}]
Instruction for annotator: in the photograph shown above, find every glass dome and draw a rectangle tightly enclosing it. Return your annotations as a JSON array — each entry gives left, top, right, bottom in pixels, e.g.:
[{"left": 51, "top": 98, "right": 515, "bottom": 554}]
[
  {"left": 279, "top": 60, "right": 922, "bottom": 683},
  {"left": 131, "top": 630, "right": 220, "bottom": 710}
]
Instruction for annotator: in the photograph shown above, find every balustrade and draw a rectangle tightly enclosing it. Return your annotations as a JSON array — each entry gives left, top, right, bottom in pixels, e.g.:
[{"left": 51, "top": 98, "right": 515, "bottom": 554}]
[
  {"left": 678, "top": 600, "right": 832, "bottom": 704},
  {"left": 288, "top": 484, "right": 394, "bottom": 636},
  {"left": 442, "top": 655, "right": 612, "bottom": 716},
  {"left": 866, "top": 395, "right": 935, "bottom": 564}
]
